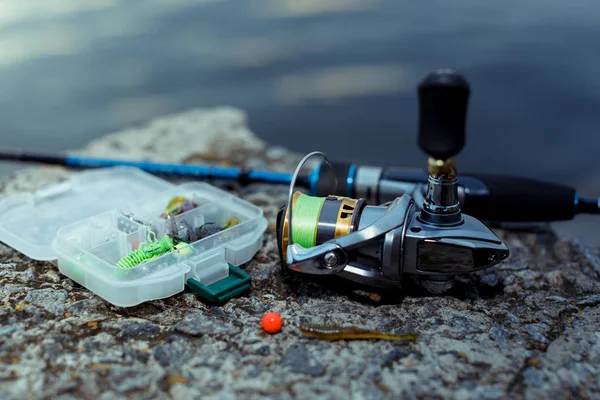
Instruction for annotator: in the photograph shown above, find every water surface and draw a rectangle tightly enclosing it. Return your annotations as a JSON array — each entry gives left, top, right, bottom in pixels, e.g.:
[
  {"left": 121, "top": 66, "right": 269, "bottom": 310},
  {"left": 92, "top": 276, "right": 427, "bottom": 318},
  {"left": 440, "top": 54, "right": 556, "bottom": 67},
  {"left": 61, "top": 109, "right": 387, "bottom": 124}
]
[{"left": 0, "top": 0, "right": 598, "bottom": 242}]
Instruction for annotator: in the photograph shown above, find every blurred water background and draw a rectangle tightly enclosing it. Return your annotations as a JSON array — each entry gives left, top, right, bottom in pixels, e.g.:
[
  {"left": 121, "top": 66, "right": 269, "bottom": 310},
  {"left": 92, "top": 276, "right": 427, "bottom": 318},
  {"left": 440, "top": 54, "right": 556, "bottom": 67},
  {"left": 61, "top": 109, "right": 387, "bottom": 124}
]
[{"left": 0, "top": 0, "right": 598, "bottom": 243}]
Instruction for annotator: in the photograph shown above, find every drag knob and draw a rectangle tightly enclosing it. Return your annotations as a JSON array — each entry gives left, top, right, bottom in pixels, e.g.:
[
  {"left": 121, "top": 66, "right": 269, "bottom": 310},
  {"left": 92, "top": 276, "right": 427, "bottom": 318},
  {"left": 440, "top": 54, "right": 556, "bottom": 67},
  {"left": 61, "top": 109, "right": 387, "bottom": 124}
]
[{"left": 418, "top": 69, "right": 470, "bottom": 160}]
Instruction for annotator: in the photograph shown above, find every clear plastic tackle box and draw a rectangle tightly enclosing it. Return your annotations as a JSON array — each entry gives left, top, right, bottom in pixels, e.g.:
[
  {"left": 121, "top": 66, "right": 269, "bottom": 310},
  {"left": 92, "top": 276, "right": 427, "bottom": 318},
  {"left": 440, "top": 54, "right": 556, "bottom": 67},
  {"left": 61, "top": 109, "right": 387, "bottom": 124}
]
[{"left": 0, "top": 167, "right": 268, "bottom": 307}]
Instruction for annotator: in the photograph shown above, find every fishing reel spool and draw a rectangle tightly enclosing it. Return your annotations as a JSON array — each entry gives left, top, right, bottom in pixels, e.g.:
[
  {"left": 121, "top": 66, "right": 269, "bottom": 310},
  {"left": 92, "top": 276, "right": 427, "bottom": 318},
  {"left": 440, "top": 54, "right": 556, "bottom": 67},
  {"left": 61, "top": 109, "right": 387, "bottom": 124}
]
[{"left": 275, "top": 69, "right": 510, "bottom": 294}]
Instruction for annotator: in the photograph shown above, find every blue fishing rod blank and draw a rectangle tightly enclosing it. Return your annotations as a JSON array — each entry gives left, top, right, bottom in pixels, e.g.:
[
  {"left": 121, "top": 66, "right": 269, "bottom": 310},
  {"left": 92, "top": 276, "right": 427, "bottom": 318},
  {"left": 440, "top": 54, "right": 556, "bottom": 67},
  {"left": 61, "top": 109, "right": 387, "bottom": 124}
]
[
  {"left": 0, "top": 147, "right": 598, "bottom": 221},
  {"left": 0, "top": 147, "right": 299, "bottom": 186}
]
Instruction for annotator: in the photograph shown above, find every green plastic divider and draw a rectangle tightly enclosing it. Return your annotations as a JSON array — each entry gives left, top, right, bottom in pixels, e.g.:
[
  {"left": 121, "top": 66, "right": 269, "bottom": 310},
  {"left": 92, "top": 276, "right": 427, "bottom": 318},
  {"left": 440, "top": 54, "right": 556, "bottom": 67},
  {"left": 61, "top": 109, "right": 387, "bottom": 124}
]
[{"left": 186, "top": 264, "right": 251, "bottom": 305}]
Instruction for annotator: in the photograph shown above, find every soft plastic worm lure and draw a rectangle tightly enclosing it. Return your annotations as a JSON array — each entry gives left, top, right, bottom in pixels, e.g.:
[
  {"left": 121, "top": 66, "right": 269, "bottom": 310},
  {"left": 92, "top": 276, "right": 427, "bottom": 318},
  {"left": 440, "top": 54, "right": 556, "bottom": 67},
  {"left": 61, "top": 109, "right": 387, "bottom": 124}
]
[
  {"left": 116, "top": 226, "right": 190, "bottom": 269},
  {"left": 161, "top": 196, "right": 198, "bottom": 218},
  {"left": 225, "top": 217, "right": 241, "bottom": 228},
  {"left": 164, "top": 196, "right": 188, "bottom": 214},
  {"left": 299, "top": 324, "right": 418, "bottom": 343},
  {"left": 116, "top": 234, "right": 175, "bottom": 268}
]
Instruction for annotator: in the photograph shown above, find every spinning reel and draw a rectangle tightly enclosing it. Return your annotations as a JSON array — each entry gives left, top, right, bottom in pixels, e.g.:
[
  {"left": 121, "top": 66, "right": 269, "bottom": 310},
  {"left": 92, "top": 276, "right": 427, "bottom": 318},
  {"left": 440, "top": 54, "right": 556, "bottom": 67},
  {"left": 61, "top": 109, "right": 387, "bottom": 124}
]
[{"left": 276, "top": 69, "right": 510, "bottom": 294}]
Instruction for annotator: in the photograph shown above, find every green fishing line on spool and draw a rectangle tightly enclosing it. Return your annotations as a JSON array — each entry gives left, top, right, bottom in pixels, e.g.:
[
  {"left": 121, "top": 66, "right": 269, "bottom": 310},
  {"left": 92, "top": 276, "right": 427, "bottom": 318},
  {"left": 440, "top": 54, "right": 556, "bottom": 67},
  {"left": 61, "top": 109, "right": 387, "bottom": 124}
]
[{"left": 291, "top": 194, "right": 326, "bottom": 248}]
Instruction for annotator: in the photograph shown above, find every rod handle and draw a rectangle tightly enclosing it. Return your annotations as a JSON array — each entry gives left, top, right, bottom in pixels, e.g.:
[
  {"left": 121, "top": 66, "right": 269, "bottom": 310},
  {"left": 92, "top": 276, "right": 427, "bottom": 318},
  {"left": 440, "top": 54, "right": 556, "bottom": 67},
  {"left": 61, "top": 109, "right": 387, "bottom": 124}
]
[{"left": 462, "top": 173, "right": 577, "bottom": 222}]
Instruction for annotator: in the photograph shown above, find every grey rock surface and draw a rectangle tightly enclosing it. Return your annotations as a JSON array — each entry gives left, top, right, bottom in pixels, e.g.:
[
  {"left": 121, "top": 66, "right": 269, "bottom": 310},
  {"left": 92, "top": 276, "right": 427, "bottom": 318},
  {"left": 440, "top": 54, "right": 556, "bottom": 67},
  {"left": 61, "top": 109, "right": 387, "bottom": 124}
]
[{"left": 0, "top": 107, "right": 599, "bottom": 399}]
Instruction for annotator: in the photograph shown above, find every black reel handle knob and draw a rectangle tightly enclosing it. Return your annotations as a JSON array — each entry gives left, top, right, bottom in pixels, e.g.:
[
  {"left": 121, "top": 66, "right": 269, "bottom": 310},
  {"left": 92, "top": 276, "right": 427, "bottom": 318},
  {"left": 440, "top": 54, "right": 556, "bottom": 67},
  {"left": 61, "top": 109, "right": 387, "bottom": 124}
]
[{"left": 418, "top": 69, "right": 470, "bottom": 160}]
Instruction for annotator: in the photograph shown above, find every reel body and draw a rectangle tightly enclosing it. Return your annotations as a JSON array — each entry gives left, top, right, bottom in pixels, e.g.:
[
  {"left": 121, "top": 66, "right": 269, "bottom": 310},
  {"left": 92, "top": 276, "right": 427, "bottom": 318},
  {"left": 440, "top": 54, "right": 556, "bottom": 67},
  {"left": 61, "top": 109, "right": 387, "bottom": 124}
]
[
  {"left": 276, "top": 191, "right": 509, "bottom": 293},
  {"left": 275, "top": 69, "right": 510, "bottom": 294}
]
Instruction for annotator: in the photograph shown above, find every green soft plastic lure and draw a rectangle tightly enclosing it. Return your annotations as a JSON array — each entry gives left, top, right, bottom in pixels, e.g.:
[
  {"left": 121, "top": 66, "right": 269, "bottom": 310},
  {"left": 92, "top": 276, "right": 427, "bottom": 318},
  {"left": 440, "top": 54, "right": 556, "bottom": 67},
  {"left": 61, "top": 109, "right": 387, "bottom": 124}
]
[{"left": 116, "top": 229, "right": 189, "bottom": 268}]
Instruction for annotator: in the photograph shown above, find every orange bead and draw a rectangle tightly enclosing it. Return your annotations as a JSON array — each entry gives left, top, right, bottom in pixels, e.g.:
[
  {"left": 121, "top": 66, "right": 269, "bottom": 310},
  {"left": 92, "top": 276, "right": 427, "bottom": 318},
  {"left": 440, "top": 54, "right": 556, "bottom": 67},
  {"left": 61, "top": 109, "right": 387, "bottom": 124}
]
[{"left": 261, "top": 312, "right": 282, "bottom": 334}]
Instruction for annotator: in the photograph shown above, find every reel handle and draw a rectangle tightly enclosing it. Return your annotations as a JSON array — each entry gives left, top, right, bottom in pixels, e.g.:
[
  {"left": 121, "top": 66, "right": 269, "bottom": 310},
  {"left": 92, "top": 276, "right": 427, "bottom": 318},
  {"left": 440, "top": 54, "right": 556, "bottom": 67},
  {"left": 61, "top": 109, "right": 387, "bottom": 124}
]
[{"left": 418, "top": 69, "right": 470, "bottom": 160}]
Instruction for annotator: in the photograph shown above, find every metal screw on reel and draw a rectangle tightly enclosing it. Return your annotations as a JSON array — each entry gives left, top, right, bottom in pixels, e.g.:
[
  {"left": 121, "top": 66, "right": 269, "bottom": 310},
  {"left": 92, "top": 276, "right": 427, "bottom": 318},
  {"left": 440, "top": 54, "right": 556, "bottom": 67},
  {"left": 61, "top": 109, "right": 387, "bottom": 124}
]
[{"left": 323, "top": 251, "right": 339, "bottom": 268}]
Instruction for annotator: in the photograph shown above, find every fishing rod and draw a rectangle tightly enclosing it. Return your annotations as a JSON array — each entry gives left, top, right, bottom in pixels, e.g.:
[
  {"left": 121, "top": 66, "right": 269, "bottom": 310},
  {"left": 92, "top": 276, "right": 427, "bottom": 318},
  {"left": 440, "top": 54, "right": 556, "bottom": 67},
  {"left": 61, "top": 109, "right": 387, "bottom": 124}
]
[
  {"left": 309, "top": 161, "right": 600, "bottom": 223},
  {"left": 1, "top": 97, "right": 599, "bottom": 225},
  {"left": 0, "top": 147, "right": 299, "bottom": 186},
  {"left": 1, "top": 149, "right": 598, "bottom": 224}
]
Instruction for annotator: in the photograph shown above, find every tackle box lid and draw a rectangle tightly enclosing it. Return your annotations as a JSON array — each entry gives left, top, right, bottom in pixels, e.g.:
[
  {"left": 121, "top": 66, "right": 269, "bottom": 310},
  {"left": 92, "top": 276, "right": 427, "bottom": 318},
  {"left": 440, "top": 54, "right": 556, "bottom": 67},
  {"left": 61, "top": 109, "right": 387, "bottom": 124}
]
[{"left": 0, "top": 167, "right": 174, "bottom": 261}]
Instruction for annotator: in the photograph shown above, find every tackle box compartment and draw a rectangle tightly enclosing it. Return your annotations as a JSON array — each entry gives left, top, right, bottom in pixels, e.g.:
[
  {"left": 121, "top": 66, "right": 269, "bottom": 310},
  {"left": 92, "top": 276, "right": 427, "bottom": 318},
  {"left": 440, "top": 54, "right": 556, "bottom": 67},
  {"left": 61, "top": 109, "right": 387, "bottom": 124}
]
[{"left": 0, "top": 167, "right": 268, "bottom": 307}]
